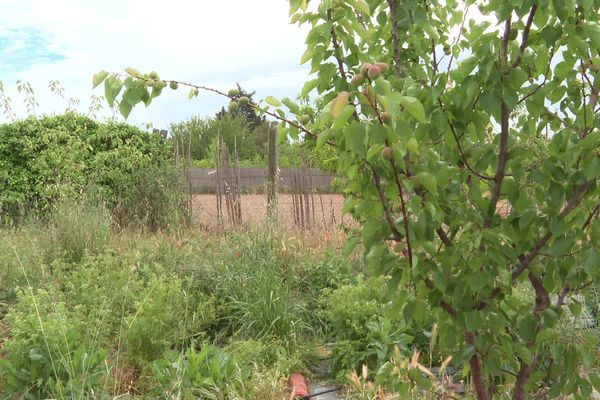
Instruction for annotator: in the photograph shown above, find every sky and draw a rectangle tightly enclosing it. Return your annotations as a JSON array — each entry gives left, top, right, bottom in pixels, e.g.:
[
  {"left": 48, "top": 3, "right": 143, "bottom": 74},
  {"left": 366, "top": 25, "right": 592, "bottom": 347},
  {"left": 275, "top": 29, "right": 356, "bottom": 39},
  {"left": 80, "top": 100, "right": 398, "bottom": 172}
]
[{"left": 0, "top": 0, "right": 312, "bottom": 129}]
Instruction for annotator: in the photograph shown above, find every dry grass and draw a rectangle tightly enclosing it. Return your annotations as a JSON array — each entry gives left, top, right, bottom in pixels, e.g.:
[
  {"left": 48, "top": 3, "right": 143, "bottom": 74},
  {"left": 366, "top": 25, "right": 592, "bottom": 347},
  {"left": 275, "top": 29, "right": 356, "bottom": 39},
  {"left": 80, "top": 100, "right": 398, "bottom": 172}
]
[{"left": 192, "top": 194, "right": 348, "bottom": 230}]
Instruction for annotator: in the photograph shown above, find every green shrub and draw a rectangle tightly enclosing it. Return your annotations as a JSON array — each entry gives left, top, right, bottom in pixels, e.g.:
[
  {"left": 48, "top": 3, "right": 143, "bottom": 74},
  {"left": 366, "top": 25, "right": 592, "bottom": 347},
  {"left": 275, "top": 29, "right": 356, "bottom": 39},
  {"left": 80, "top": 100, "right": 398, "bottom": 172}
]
[
  {"left": 0, "top": 113, "right": 184, "bottom": 230},
  {"left": 55, "top": 254, "right": 144, "bottom": 340},
  {"left": 320, "top": 276, "right": 419, "bottom": 376},
  {"left": 0, "top": 288, "right": 108, "bottom": 399},
  {"left": 151, "top": 345, "right": 248, "bottom": 400}
]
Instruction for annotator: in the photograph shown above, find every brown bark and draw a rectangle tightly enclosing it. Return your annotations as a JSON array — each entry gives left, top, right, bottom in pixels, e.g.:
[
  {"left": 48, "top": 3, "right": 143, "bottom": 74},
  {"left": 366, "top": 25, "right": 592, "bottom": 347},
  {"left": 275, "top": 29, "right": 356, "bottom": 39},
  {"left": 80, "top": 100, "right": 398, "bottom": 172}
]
[{"left": 466, "top": 332, "right": 491, "bottom": 400}]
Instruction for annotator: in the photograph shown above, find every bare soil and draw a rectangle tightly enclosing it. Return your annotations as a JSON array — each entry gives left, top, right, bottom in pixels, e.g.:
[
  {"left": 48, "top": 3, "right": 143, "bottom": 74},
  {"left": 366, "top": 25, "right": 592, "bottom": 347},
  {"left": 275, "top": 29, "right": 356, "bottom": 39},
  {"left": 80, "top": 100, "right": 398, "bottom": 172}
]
[{"left": 192, "top": 194, "right": 348, "bottom": 229}]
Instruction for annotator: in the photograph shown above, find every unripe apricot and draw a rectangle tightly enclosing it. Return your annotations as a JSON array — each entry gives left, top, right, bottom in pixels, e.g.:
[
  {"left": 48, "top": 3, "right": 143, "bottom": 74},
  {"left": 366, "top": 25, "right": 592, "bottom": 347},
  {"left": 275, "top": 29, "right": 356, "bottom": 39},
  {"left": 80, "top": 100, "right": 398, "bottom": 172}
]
[
  {"left": 374, "top": 62, "right": 389, "bottom": 73},
  {"left": 360, "top": 63, "right": 373, "bottom": 77},
  {"left": 239, "top": 96, "right": 250, "bottom": 105},
  {"left": 368, "top": 65, "right": 382, "bottom": 80},
  {"left": 381, "top": 111, "right": 392, "bottom": 124},
  {"left": 382, "top": 146, "right": 394, "bottom": 160},
  {"left": 351, "top": 74, "right": 365, "bottom": 86},
  {"left": 299, "top": 115, "right": 310, "bottom": 125}
]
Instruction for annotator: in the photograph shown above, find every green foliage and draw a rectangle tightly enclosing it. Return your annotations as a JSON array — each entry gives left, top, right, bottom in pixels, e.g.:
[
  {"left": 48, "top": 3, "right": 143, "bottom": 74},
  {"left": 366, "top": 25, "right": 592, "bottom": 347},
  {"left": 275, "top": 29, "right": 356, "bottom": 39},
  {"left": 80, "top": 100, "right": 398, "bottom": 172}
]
[
  {"left": 126, "top": 271, "right": 217, "bottom": 362},
  {"left": 0, "top": 288, "right": 108, "bottom": 399},
  {"left": 0, "top": 113, "right": 182, "bottom": 230},
  {"left": 110, "top": 162, "right": 187, "bottom": 232},
  {"left": 151, "top": 345, "right": 247, "bottom": 400},
  {"left": 95, "top": 0, "right": 600, "bottom": 394},
  {"left": 321, "top": 276, "right": 416, "bottom": 375}
]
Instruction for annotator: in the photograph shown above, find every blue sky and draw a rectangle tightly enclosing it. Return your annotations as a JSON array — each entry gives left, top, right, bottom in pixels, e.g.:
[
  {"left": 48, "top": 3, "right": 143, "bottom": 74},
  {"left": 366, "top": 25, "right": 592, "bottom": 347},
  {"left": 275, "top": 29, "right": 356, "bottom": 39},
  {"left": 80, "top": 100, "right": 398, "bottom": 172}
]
[{"left": 0, "top": 0, "right": 312, "bottom": 130}]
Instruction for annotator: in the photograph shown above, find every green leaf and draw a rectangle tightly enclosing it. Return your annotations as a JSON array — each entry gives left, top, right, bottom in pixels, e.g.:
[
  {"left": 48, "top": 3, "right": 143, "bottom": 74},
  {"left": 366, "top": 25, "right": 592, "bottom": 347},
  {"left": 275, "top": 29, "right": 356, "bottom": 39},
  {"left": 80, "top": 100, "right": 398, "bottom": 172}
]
[
  {"left": 124, "top": 67, "right": 142, "bottom": 78},
  {"left": 300, "top": 47, "right": 315, "bottom": 65},
  {"left": 188, "top": 89, "right": 199, "bottom": 99},
  {"left": 552, "top": 0, "right": 570, "bottom": 22},
  {"left": 331, "top": 91, "right": 350, "bottom": 118},
  {"left": 406, "top": 137, "right": 419, "bottom": 154},
  {"left": 399, "top": 96, "right": 426, "bottom": 123},
  {"left": 333, "top": 105, "right": 356, "bottom": 129},
  {"left": 343, "top": 237, "right": 361, "bottom": 257},
  {"left": 317, "top": 129, "right": 333, "bottom": 148},
  {"left": 583, "top": 23, "right": 600, "bottom": 48},
  {"left": 119, "top": 100, "right": 133, "bottom": 119},
  {"left": 589, "top": 373, "right": 600, "bottom": 392},
  {"left": 344, "top": 123, "right": 367, "bottom": 158},
  {"left": 354, "top": 0, "right": 370, "bottom": 15},
  {"left": 537, "top": 328, "right": 557, "bottom": 343},
  {"left": 281, "top": 98, "right": 300, "bottom": 114},
  {"left": 92, "top": 70, "right": 109, "bottom": 89},
  {"left": 265, "top": 96, "right": 281, "bottom": 107},
  {"left": 104, "top": 75, "right": 123, "bottom": 107},
  {"left": 300, "top": 79, "right": 319, "bottom": 97},
  {"left": 415, "top": 172, "right": 437, "bottom": 195},
  {"left": 518, "top": 315, "right": 538, "bottom": 343}
]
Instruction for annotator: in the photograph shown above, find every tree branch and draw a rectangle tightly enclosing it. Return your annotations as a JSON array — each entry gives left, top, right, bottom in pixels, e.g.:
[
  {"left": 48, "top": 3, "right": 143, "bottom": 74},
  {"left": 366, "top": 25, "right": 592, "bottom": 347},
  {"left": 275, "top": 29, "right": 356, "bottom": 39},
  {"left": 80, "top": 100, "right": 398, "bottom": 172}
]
[
  {"left": 387, "top": 0, "right": 404, "bottom": 78},
  {"left": 511, "top": 4, "right": 538, "bottom": 69},
  {"left": 327, "top": 9, "right": 347, "bottom": 79},
  {"left": 466, "top": 331, "right": 491, "bottom": 400},
  {"left": 446, "top": 111, "right": 495, "bottom": 181},
  {"left": 511, "top": 181, "right": 594, "bottom": 280},
  {"left": 368, "top": 162, "right": 404, "bottom": 242},
  {"left": 583, "top": 204, "right": 600, "bottom": 230}
]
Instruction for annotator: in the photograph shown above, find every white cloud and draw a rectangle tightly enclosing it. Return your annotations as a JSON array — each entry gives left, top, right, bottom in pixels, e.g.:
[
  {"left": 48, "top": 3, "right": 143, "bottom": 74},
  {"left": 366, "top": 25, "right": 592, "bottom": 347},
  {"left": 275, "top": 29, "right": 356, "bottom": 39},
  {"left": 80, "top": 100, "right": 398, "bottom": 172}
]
[{"left": 0, "top": 0, "right": 312, "bottom": 127}]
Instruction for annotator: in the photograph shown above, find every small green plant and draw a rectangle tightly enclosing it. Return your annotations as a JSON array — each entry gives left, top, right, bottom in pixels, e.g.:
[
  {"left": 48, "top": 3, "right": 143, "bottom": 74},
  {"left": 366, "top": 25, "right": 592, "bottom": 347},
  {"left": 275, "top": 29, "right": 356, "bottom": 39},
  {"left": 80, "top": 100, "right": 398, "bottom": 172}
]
[
  {"left": 151, "top": 345, "right": 248, "bottom": 400},
  {"left": 218, "top": 266, "right": 312, "bottom": 345},
  {"left": 321, "top": 276, "right": 422, "bottom": 375}
]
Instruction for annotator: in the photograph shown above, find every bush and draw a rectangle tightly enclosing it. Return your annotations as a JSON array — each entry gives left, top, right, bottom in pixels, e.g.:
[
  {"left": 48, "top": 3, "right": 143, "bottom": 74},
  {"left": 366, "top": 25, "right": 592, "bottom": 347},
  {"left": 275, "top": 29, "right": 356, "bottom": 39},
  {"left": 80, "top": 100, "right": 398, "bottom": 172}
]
[
  {"left": 0, "top": 113, "right": 184, "bottom": 230},
  {"left": 111, "top": 163, "right": 187, "bottom": 232},
  {"left": 320, "top": 276, "right": 419, "bottom": 375}
]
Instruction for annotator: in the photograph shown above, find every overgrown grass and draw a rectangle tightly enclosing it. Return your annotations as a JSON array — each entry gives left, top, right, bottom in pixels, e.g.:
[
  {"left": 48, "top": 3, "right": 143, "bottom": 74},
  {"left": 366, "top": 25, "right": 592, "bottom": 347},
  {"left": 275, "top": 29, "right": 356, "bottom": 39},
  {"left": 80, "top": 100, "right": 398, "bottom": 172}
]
[
  {"left": 0, "top": 201, "right": 364, "bottom": 398},
  {"left": 3, "top": 201, "right": 600, "bottom": 399}
]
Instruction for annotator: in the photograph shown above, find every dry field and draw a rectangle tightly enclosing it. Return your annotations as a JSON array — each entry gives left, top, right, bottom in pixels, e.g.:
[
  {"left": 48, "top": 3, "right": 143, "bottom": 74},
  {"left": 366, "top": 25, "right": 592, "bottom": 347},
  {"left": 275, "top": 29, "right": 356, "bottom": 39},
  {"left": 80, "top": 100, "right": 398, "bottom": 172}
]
[{"left": 192, "top": 194, "right": 348, "bottom": 229}]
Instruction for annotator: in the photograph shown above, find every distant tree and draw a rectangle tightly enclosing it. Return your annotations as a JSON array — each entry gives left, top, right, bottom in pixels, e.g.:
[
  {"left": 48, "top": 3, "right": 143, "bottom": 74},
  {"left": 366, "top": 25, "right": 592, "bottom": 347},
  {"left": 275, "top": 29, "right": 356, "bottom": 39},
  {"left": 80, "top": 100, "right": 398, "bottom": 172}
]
[
  {"left": 170, "top": 114, "right": 255, "bottom": 161},
  {"left": 169, "top": 116, "right": 212, "bottom": 160}
]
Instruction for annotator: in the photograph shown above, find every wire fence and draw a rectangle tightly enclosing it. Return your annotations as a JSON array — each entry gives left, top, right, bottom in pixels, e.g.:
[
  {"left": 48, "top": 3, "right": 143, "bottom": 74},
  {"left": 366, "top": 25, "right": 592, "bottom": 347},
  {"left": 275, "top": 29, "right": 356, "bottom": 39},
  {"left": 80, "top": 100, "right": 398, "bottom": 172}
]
[{"left": 188, "top": 167, "right": 336, "bottom": 194}]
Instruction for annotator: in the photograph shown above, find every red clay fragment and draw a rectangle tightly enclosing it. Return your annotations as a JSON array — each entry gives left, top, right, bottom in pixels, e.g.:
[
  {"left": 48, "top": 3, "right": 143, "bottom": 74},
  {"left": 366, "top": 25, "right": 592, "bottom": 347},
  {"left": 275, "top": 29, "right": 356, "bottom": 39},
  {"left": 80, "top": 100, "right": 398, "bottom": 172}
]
[{"left": 288, "top": 373, "right": 309, "bottom": 397}]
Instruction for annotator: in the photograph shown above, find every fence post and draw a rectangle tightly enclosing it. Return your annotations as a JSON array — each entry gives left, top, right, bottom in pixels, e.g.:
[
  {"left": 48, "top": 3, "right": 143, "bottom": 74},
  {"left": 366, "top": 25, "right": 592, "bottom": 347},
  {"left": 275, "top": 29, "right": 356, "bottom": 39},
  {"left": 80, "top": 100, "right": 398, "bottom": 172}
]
[{"left": 267, "top": 124, "right": 278, "bottom": 221}]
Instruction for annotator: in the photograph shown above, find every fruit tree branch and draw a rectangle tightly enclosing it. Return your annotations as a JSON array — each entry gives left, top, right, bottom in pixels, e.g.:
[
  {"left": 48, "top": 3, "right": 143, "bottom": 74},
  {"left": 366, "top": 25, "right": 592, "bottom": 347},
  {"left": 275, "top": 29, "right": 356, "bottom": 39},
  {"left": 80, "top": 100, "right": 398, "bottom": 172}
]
[{"left": 511, "top": 4, "right": 537, "bottom": 69}]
